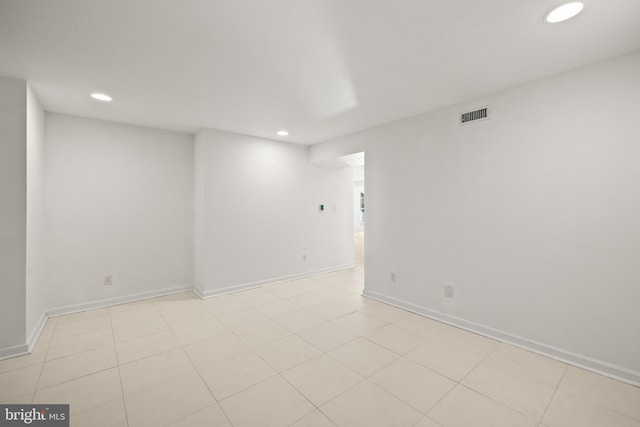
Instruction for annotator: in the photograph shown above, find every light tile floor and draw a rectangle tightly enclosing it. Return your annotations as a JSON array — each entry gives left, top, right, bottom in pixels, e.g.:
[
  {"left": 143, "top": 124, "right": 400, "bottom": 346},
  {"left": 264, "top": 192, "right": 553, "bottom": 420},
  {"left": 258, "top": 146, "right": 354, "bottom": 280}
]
[{"left": 1, "top": 265, "right": 640, "bottom": 426}]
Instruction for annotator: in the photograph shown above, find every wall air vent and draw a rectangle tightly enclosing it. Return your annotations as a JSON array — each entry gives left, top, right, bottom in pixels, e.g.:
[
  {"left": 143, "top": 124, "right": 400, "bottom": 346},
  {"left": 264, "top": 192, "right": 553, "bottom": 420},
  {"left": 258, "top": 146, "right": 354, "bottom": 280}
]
[{"left": 459, "top": 106, "right": 491, "bottom": 125}]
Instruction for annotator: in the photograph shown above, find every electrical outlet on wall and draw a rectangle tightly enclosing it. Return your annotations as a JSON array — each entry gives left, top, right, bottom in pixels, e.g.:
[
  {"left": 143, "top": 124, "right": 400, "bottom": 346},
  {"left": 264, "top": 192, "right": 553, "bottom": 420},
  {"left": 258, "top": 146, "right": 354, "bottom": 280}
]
[
  {"left": 390, "top": 271, "right": 397, "bottom": 284},
  {"left": 302, "top": 252, "right": 307, "bottom": 262},
  {"left": 104, "top": 274, "right": 113, "bottom": 286},
  {"left": 444, "top": 284, "right": 454, "bottom": 298},
  {"left": 443, "top": 281, "right": 457, "bottom": 311}
]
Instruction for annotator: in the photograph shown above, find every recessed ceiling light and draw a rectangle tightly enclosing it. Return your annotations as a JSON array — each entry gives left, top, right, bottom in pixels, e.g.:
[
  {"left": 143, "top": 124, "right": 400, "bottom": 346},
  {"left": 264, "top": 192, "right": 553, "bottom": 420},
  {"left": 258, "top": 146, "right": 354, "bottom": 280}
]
[
  {"left": 277, "top": 130, "right": 289, "bottom": 136},
  {"left": 91, "top": 92, "right": 112, "bottom": 102},
  {"left": 545, "top": 2, "right": 584, "bottom": 23}
]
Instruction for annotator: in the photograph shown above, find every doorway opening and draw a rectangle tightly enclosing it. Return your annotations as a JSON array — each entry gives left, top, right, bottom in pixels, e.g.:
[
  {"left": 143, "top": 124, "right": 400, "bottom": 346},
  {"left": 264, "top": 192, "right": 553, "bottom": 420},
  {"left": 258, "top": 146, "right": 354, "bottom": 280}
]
[{"left": 351, "top": 155, "right": 365, "bottom": 270}]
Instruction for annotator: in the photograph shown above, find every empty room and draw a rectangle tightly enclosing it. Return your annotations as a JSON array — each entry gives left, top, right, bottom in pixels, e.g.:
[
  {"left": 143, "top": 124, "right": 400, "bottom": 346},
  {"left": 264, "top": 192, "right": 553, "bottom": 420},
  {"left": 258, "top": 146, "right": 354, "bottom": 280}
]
[{"left": 1, "top": 1, "right": 639, "bottom": 426}]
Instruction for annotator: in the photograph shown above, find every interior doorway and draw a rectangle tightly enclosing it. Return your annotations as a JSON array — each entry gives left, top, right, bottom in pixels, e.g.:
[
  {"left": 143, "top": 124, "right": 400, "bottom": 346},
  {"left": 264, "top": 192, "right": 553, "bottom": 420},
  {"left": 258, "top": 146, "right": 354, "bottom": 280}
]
[{"left": 351, "top": 156, "right": 365, "bottom": 269}]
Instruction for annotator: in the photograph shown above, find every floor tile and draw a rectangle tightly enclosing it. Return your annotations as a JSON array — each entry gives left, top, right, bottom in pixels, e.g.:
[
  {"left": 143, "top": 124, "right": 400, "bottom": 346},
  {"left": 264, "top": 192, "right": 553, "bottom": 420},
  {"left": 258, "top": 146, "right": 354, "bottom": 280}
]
[
  {"left": 109, "top": 303, "right": 160, "bottom": 326},
  {"left": 198, "top": 350, "right": 276, "bottom": 400},
  {"left": 218, "top": 308, "right": 270, "bottom": 333},
  {"left": 308, "top": 300, "right": 358, "bottom": 320},
  {"left": 0, "top": 364, "right": 42, "bottom": 402},
  {"left": 428, "top": 385, "right": 537, "bottom": 427},
  {"left": 153, "top": 294, "right": 202, "bottom": 316},
  {"left": 254, "top": 335, "right": 322, "bottom": 372},
  {"left": 38, "top": 345, "right": 117, "bottom": 389},
  {"left": 321, "top": 380, "right": 422, "bottom": 427},
  {"left": 115, "top": 330, "right": 180, "bottom": 364},
  {"left": 361, "top": 302, "right": 410, "bottom": 323},
  {"left": 183, "top": 332, "right": 249, "bottom": 371},
  {"left": 406, "top": 339, "right": 490, "bottom": 381},
  {"left": 289, "top": 292, "right": 333, "bottom": 309},
  {"left": 1, "top": 392, "right": 34, "bottom": 404},
  {"left": 266, "top": 283, "right": 311, "bottom": 299},
  {"left": 234, "top": 288, "right": 280, "bottom": 306},
  {"left": 33, "top": 368, "right": 122, "bottom": 415},
  {"left": 275, "top": 309, "right": 326, "bottom": 333},
  {"left": 341, "top": 281, "right": 364, "bottom": 295},
  {"left": 414, "top": 416, "right": 443, "bottom": 427},
  {"left": 168, "top": 404, "right": 231, "bottom": 427},
  {"left": 8, "top": 264, "right": 638, "bottom": 427},
  {"left": 202, "top": 294, "right": 251, "bottom": 316},
  {"left": 119, "top": 348, "right": 196, "bottom": 395},
  {"left": 46, "top": 328, "right": 114, "bottom": 361},
  {"left": 434, "top": 327, "right": 499, "bottom": 355},
  {"left": 0, "top": 340, "right": 48, "bottom": 374},
  {"left": 365, "top": 324, "right": 426, "bottom": 355},
  {"left": 298, "top": 322, "right": 359, "bottom": 352},
  {"left": 488, "top": 344, "right": 567, "bottom": 388},
  {"left": 256, "top": 299, "right": 301, "bottom": 318},
  {"left": 370, "top": 357, "right": 455, "bottom": 414},
  {"left": 558, "top": 366, "right": 640, "bottom": 420},
  {"left": 282, "top": 354, "right": 363, "bottom": 406},
  {"left": 162, "top": 308, "right": 215, "bottom": 329},
  {"left": 461, "top": 357, "right": 555, "bottom": 420},
  {"left": 70, "top": 398, "right": 127, "bottom": 427},
  {"left": 124, "top": 373, "right": 215, "bottom": 427},
  {"left": 542, "top": 390, "right": 640, "bottom": 427},
  {"left": 392, "top": 313, "right": 452, "bottom": 339},
  {"left": 220, "top": 376, "right": 315, "bottom": 427},
  {"left": 112, "top": 315, "right": 168, "bottom": 342},
  {"left": 37, "top": 318, "right": 57, "bottom": 342},
  {"left": 333, "top": 311, "right": 387, "bottom": 334},
  {"left": 290, "top": 410, "right": 337, "bottom": 427},
  {"left": 234, "top": 319, "right": 291, "bottom": 348},
  {"left": 169, "top": 318, "right": 229, "bottom": 346},
  {"left": 53, "top": 314, "right": 112, "bottom": 340},
  {"left": 55, "top": 308, "right": 110, "bottom": 325},
  {"left": 329, "top": 337, "right": 399, "bottom": 377}
]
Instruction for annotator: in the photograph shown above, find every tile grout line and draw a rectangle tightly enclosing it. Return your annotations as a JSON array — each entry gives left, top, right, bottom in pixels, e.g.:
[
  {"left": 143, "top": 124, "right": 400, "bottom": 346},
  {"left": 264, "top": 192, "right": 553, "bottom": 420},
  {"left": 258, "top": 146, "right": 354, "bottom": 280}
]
[
  {"left": 108, "top": 306, "right": 131, "bottom": 427},
  {"left": 538, "top": 363, "right": 568, "bottom": 425},
  {"left": 549, "top": 364, "right": 640, "bottom": 424},
  {"left": 30, "top": 317, "right": 58, "bottom": 403},
  {"left": 163, "top": 295, "right": 235, "bottom": 427}
]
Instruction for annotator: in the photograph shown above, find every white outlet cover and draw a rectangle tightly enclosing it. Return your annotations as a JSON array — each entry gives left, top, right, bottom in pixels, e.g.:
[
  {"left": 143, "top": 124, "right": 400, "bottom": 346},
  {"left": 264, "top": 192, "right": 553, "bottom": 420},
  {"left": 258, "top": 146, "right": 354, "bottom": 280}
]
[
  {"left": 444, "top": 284, "right": 454, "bottom": 298},
  {"left": 443, "top": 282, "right": 457, "bottom": 311}
]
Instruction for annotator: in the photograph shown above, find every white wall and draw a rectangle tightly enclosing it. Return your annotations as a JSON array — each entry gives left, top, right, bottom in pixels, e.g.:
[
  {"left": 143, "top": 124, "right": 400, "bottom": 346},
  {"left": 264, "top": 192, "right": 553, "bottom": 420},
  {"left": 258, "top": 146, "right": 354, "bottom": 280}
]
[
  {"left": 26, "top": 85, "right": 46, "bottom": 345},
  {"left": 353, "top": 165, "right": 365, "bottom": 233},
  {"left": 0, "top": 76, "right": 27, "bottom": 356},
  {"left": 310, "top": 132, "right": 366, "bottom": 165},
  {"left": 194, "top": 129, "right": 354, "bottom": 295},
  {"left": 330, "top": 51, "right": 640, "bottom": 384},
  {"left": 44, "top": 114, "right": 194, "bottom": 311}
]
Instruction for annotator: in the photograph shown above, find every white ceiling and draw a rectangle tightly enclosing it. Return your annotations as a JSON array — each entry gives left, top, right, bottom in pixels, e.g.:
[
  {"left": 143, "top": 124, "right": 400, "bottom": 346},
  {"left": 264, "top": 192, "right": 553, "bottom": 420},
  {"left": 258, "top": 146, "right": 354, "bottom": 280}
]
[{"left": 1, "top": 0, "right": 639, "bottom": 145}]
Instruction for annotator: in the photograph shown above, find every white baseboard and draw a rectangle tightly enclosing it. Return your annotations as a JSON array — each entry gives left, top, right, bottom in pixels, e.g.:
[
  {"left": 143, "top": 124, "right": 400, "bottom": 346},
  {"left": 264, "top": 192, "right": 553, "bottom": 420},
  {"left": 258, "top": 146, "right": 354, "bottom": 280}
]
[
  {"left": 26, "top": 311, "right": 48, "bottom": 352},
  {"left": 198, "top": 264, "right": 356, "bottom": 298},
  {"left": 0, "top": 342, "right": 29, "bottom": 360},
  {"left": 1, "top": 285, "right": 194, "bottom": 361},
  {"left": 2, "top": 266, "right": 361, "bottom": 361},
  {"left": 192, "top": 283, "right": 205, "bottom": 299},
  {"left": 47, "top": 284, "right": 194, "bottom": 317},
  {"left": 363, "top": 289, "right": 640, "bottom": 387}
]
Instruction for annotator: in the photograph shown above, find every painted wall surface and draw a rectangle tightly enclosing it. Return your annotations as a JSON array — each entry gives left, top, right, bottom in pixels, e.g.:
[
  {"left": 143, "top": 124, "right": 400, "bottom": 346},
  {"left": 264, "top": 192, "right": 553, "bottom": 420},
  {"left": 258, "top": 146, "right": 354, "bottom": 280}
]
[
  {"left": 353, "top": 165, "right": 365, "bottom": 233},
  {"left": 332, "top": 51, "right": 640, "bottom": 383},
  {"left": 194, "top": 129, "right": 354, "bottom": 295},
  {"left": 25, "top": 85, "right": 46, "bottom": 344},
  {"left": 310, "top": 132, "right": 366, "bottom": 164},
  {"left": 0, "top": 77, "right": 27, "bottom": 354},
  {"left": 44, "top": 114, "right": 194, "bottom": 310}
]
